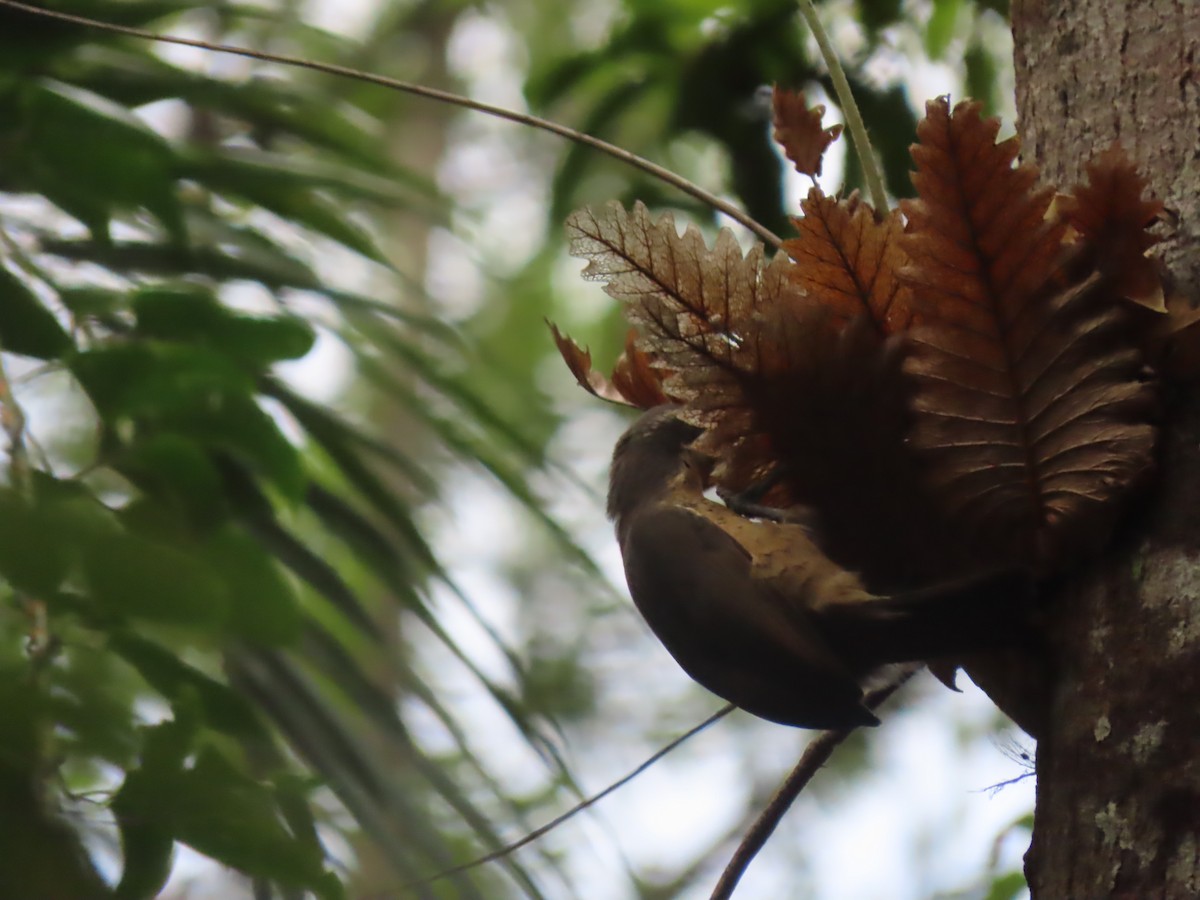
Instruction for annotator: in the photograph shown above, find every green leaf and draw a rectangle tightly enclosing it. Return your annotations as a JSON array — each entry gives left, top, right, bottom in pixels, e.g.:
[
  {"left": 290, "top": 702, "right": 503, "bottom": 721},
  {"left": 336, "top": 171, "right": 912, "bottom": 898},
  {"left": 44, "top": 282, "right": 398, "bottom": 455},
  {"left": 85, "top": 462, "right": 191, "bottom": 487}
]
[
  {"left": 177, "top": 145, "right": 414, "bottom": 205},
  {"left": 81, "top": 528, "right": 229, "bottom": 628},
  {"left": 925, "top": 0, "right": 963, "bottom": 60},
  {"left": 113, "top": 810, "right": 173, "bottom": 900},
  {"left": 45, "top": 639, "right": 143, "bottom": 768},
  {"left": 236, "top": 187, "right": 394, "bottom": 265},
  {"left": 0, "top": 479, "right": 122, "bottom": 598},
  {"left": 116, "top": 432, "right": 229, "bottom": 529},
  {"left": 110, "top": 633, "right": 269, "bottom": 739},
  {"left": 0, "top": 670, "right": 111, "bottom": 899},
  {"left": 0, "top": 490, "right": 71, "bottom": 596},
  {"left": 264, "top": 377, "right": 439, "bottom": 502},
  {"left": 57, "top": 285, "right": 128, "bottom": 319},
  {"left": 70, "top": 343, "right": 254, "bottom": 418},
  {"left": 0, "top": 1, "right": 213, "bottom": 63},
  {"left": 42, "top": 227, "right": 321, "bottom": 293},
  {"left": 112, "top": 704, "right": 202, "bottom": 900},
  {"left": 966, "top": 37, "right": 1002, "bottom": 116},
  {"left": 71, "top": 344, "right": 305, "bottom": 498},
  {"left": 132, "top": 285, "right": 316, "bottom": 365},
  {"left": 203, "top": 527, "right": 303, "bottom": 644},
  {"left": 303, "top": 485, "right": 421, "bottom": 603},
  {"left": 166, "top": 392, "right": 305, "bottom": 500},
  {"left": 984, "top": 871, "right": 1029, "bottom": 900},
  {"left": 272, "top": 773, "right": 324, "bottom": 861},
  {"left": 0, "top": 268, "right": 72, "bottom": 359},
  {"left": 22, "top": 79, "right": 182, "bottom": 239},
  {"left": 172, "top": 748, "right": 342, "bottom": 898},
  {"left": 227, "top": 651, "right": 470, "bottom": 892},
  {"left": 56, "top": 40, "right": 442, "bottom": 207}
]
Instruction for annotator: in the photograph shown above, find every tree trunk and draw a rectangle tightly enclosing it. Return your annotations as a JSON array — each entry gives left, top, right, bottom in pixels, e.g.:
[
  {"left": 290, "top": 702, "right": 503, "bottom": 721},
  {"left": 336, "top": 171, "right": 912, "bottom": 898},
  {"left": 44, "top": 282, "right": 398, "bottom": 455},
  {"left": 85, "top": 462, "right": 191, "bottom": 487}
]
[{"left": 1011, "top": 1, "right": 1200, "bottom": 896}]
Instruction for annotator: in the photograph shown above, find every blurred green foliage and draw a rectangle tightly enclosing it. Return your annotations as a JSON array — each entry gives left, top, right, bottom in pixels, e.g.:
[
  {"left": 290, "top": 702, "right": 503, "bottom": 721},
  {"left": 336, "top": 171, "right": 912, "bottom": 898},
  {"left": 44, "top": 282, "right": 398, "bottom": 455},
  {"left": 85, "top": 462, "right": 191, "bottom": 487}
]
[{"left": 0, "top": 0, "right": 1020, "bottom": 897}]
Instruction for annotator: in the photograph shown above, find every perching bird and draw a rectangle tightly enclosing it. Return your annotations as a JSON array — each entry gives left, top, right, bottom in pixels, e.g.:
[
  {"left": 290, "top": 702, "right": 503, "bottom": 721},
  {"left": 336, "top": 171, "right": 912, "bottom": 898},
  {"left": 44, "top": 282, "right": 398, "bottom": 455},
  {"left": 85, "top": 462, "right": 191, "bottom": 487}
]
[{"left": 607, "top": 405, "right": 1034, "bottom": 729}]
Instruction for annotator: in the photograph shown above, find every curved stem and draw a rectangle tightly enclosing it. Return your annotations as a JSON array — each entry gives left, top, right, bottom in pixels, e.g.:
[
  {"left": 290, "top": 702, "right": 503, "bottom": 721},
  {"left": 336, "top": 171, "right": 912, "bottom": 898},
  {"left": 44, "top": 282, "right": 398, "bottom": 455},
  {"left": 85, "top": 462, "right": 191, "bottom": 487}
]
[
  {"left": 0, "top": 1, "right": 781, "bottom": 248},
  {"left": 710, "top": 668, "right": 916, "bottom": 898},
  {"left": 389, "top": 704, "right": 735, "bottom": 896},
  {"left": 796, "top": 0, "right": 889, "bottom": 214}
]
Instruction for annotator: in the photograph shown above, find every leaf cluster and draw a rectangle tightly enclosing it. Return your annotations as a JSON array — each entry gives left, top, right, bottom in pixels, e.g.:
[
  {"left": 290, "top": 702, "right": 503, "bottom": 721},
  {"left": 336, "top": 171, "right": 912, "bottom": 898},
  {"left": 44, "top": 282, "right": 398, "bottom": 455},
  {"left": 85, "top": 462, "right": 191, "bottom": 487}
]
[{"left": 559, "top": 95, "right": 1168, "bottom": 588}]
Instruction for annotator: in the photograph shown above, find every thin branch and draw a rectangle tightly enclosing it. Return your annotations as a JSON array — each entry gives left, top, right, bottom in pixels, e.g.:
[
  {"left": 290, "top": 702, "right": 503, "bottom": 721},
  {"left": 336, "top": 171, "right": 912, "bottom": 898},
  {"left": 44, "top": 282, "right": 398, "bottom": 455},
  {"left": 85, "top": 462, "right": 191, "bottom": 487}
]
[
  {"left": 0, "top": 1, "right": 781, "bottom": 248},
  {"left": 0, "top": 347, "right": 29, "bottom": 487},
  {"left": 710, "top": 668, "right": 918, "bottom": 899},
  {"left": 981, "top": 770, "right": 1037, "bottom": 798},
  {"left": 795, "top": 0, "right": 889, "bottom": 214},
  {"left": 386, "top": 704, "right": 736, "bottom": 897}
]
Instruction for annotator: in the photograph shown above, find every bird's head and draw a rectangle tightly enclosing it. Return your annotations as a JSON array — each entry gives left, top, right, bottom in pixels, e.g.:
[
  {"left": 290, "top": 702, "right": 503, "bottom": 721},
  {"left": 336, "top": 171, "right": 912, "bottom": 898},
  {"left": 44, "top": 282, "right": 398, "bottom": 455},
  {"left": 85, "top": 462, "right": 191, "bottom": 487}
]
[{"left": 608, "top": 405, "right": 715, "bottom": 525}]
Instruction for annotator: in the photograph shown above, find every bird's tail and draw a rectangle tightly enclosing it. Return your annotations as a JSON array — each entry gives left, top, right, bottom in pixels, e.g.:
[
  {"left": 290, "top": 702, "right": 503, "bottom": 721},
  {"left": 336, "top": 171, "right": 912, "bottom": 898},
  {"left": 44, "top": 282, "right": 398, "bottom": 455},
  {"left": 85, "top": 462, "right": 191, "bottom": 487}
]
[{"left": 814, "top": 568, "right": 1037, "bottom": 669}]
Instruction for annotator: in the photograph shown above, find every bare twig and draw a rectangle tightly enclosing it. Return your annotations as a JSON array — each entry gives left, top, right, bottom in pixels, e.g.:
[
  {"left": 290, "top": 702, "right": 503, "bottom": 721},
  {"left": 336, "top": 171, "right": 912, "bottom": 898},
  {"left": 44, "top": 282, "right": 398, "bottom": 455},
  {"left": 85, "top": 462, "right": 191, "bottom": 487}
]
[
  {"left": 0, "top": 1, "right": 781, "bottom": 249},
  {"left": 710, "top": 668, "right": 917, "bottom": 899},
  {"left": 385, "top": 704, "right": 735, "bottom": 897}
]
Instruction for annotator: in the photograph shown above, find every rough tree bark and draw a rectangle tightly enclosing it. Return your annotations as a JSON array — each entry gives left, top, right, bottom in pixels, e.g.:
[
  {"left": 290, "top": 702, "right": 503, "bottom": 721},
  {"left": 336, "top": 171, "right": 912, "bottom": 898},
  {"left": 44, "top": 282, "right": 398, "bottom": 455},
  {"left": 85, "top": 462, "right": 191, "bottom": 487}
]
[{"left": 1011, "top": 1, "right": 1200, "bottom": 897}]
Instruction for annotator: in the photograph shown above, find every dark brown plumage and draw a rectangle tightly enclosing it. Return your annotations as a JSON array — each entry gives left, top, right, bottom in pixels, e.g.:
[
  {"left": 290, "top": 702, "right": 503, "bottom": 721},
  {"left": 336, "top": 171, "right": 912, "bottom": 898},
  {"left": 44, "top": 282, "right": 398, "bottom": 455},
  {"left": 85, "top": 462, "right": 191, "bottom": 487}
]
[{"left": 608, "top": 405, "right": 1034, "bottom": 729}]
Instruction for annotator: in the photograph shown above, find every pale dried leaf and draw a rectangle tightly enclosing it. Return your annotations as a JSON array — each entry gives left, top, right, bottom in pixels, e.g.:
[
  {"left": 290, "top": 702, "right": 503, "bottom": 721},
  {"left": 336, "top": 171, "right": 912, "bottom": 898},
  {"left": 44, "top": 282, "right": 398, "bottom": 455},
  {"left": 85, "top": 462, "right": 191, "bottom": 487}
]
[{"left": 566, "top": 200, "right": 813, "bottom": 414}]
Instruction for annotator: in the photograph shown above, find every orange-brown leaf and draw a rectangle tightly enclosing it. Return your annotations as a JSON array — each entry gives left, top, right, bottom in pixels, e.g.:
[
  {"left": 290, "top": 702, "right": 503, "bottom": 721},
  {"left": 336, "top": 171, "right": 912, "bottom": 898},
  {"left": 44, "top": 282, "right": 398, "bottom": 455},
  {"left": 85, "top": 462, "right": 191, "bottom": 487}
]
[
  {"left": 1059, "top": 146, "right": 1166, "bottom": 312},
  {"left": 610, "top": 328, "right": 671, "bottom": 408},
  {"left": 772, "top": 87, "right": 843, "bottom": 178},
  {"left": 782, "top": 187, "right": 915, "bottom": 333},
  {"left": 547, "top": 321, "right": 636, "bottom": 405},
  {"left": 900, "top": 98, "right": 1156, "bottom": 567}
]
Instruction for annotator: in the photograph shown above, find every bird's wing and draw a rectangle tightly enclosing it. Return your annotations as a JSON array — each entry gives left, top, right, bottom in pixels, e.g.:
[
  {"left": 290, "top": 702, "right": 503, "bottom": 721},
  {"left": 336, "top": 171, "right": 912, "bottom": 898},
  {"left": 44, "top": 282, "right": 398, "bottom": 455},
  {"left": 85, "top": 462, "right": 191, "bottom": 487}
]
[{"left": 620, "top": 505, "right": 874, "bottom": 729}]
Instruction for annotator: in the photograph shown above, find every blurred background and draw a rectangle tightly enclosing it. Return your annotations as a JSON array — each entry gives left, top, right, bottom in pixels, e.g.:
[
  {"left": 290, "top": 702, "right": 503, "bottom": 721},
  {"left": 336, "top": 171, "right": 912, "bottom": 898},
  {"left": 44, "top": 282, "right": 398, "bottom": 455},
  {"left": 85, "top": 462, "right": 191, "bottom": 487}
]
[{"left": 0, "top": 0, "right": 1032, "bottom": 897}]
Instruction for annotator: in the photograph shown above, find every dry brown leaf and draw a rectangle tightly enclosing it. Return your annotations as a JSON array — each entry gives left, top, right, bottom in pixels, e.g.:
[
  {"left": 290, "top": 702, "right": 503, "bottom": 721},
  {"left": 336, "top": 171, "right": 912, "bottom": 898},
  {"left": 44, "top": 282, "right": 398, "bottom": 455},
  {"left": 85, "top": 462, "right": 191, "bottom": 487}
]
[
  {"left": 782, "top": 187, "right": 915, "bottom": 333},
  {"left": 900, "top": 98, "right": 1157, "bottom": 567},
  {"left": 546, "top": 321, "right": 636, "bottom": 405},
  {"left": 772, "top": 86, "right": 843, "bottom": 178},
  {"left": 610, "top": 328, "right": 671, "bottom": 408},
  {"left": 710, "top": 312, "right": 992, "bottom": 589},
  {"left": 566, "top": 201, "right": 830, "bottom": 425},
  {"left": 1059, "top": 146, "right": 1166, "bottom": 312}
]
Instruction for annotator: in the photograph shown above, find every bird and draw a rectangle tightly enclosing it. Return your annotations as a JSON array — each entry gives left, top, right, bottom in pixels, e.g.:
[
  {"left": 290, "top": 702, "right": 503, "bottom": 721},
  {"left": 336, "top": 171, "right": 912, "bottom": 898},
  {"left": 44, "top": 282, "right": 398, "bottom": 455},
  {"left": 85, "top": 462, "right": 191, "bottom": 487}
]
[{"left": 607, "top": 404, "right": 1035, "bottom": 729}]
